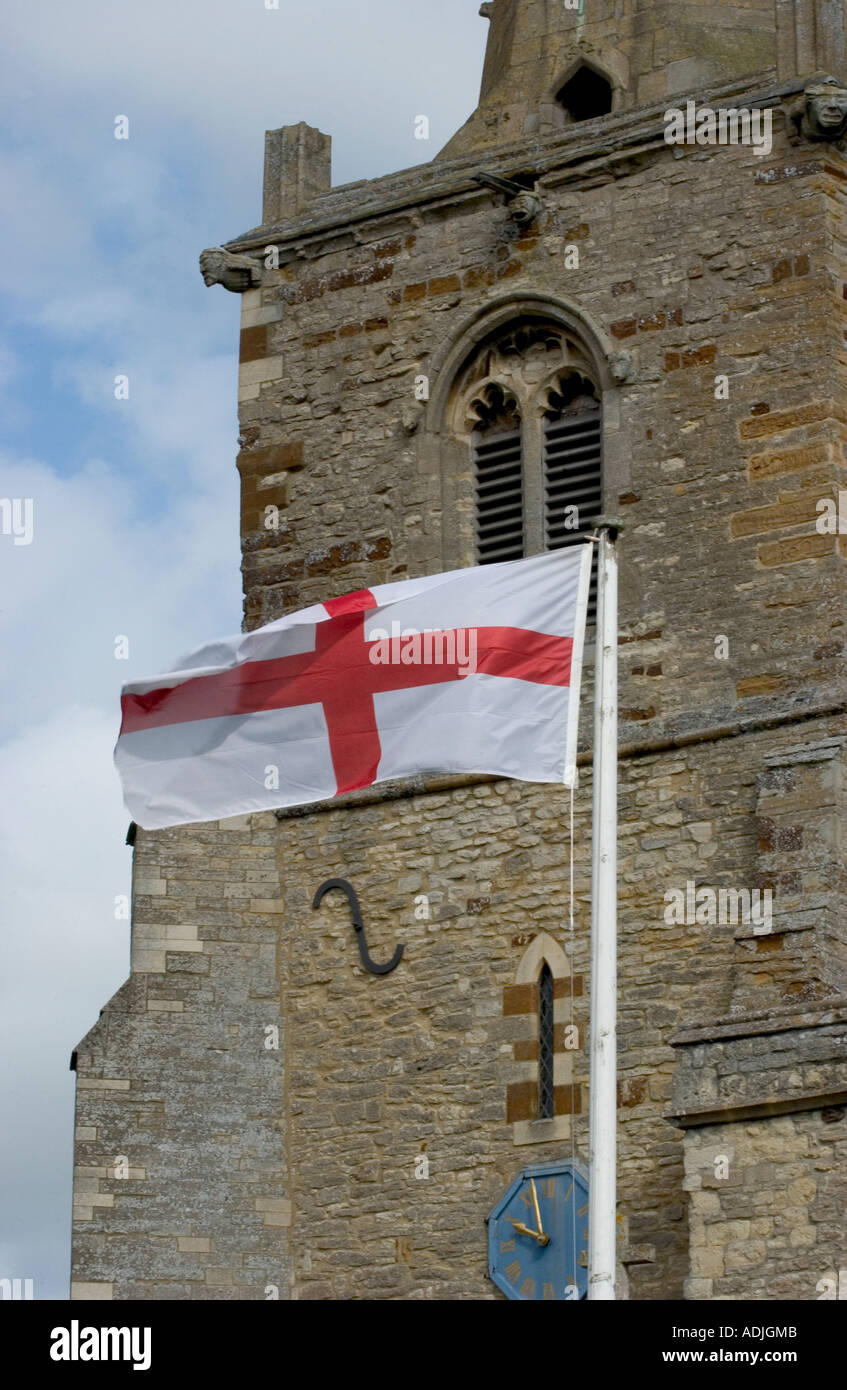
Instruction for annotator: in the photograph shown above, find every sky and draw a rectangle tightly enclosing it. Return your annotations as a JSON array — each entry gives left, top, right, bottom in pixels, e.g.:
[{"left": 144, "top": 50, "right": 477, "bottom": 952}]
[{"left": 0, "top": 0, "right": 487, "bottom": 1300}]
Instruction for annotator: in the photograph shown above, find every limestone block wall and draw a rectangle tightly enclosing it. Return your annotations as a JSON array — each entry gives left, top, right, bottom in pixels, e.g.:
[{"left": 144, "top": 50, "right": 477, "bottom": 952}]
[
  {"left": 233, "top": 100, "right": 846, "bottom": 757},
  {"left": 681, "top": 1096, "right": 847, "bottom": 1298},
  {"left": 71, "top": 815, "right": 289, "bottom": 1300},
  {"left": 72, "top": 707, "right": 846, "bottom": 1299}
]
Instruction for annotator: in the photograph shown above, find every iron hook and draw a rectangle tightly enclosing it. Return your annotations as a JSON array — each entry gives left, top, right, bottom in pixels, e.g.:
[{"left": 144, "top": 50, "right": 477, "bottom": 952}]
[{"left": 312, "top": 878, "right": 404, "bottom": 976}]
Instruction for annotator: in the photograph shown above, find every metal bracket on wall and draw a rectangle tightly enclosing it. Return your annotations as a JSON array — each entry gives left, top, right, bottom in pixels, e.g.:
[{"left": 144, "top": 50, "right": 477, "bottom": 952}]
[{"left": 312, "top": 878, "right": 404, "bottom": 976}]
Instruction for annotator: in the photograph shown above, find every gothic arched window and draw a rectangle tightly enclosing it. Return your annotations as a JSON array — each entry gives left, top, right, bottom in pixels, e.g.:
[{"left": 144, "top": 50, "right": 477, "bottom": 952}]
[
  {"left": 503, "top": 930, "right": 582, "bottom": 1146},
  {"left": 453, "top": 321, "right": 602, "bottom": 617}
]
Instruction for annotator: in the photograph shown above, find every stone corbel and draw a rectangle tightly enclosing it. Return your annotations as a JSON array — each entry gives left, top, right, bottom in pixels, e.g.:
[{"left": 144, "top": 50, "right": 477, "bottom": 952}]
[
  {"left": 608, "top": 350, "right": 634, "bottom": 384},
  {"left": 786, "top": 76, "right": 847, "bottom": 146},
  {"left": 199, "top": 246, "right": 265, "bottom": 293}
]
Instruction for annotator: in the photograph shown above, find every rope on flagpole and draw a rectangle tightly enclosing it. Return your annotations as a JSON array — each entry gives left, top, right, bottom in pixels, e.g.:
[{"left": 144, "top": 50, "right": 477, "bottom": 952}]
[
  {"left": 569, "top": 778, "right": 575, "bottom": 937},
  {"left": 568, "top": 775, "right": 578, "bottom": 1297}
]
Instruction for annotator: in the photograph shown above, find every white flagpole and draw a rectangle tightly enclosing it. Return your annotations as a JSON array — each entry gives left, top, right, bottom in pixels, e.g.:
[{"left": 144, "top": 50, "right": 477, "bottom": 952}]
[{"left": 587, "top": 518, "right": 620, "bottom": 1300}]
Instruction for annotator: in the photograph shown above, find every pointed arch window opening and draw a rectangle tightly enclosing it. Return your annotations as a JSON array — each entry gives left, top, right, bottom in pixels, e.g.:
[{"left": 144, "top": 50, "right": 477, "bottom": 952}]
[
  {"left": 556, "top": 65, "right": 614, "bottom": 123},
  {"left": 468, "top": 351, "right": 602, "bottom": 620},
  {"left": 538, "top": 962, "right": 555, "bottom": 1121}
]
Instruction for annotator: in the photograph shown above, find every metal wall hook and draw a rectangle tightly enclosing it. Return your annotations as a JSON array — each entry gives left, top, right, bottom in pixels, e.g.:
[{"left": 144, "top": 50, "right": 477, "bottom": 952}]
[{"left": 312, "top": 878, "right": 404, "bottom": 976}]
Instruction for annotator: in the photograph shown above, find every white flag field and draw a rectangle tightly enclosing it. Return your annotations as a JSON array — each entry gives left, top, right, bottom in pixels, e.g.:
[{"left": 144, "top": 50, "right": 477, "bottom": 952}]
[{"left": 116, "top": 545, "right": 592, "bottom": 829}]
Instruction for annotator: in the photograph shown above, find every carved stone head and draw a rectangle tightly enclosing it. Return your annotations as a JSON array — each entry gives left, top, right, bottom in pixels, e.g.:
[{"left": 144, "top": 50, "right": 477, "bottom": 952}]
[
  {"left": 508, "top": 191, "right": 543, "bottom": 227},
  {"left": 200, "top": 248, "right": 227, "bottom": 286},
  {"left": 804, "top": 79, "right": 847, "bottom": 140},
  {"left": 199, "top": 247, "right": 262, "bottom": 293}
]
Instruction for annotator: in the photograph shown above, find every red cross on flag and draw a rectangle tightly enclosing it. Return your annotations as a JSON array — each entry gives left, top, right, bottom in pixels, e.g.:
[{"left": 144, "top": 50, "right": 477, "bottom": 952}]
[{"left": 116, "top": 545, "right": 592, "bottom": 829}]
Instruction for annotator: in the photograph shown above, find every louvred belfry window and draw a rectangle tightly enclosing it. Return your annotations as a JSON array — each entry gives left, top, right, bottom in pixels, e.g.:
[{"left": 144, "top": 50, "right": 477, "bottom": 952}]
[
  {"left": 456, "top": 323, "right": 603, "bottom": 611},
  {"left": 543, "top": 376, "right": 602, "bottom": 620},
  {"left": 472, "top": 383, "right": 524, "bottom": 563}
]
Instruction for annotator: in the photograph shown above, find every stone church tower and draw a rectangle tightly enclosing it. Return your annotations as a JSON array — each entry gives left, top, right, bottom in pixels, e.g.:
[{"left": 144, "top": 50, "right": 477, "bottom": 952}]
[{"left": 72, "top": 0, "right": 847, "bottom": 1300}]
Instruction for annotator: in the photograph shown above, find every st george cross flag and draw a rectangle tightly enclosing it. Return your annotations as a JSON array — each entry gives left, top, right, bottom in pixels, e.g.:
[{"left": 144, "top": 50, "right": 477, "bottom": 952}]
[{"left": 116, "top": 544, "right": 592, "bottom": 829}]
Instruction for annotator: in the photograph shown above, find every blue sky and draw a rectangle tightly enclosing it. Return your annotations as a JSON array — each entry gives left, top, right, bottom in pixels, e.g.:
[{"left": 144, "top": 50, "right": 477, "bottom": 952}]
[{"left": 0, "top": 0, "right": 487, "bottom": 1299}]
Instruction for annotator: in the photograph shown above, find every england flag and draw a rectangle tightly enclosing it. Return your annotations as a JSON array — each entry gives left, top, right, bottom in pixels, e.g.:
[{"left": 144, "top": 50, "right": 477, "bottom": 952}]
[{"left": 116, "top": 545, "right": 592, "bottom": 829}]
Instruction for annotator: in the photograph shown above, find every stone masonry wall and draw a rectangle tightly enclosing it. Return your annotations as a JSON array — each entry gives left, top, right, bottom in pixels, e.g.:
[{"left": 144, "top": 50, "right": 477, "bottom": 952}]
[
  {"left": 72, "top": 815, "right": 289, "bottom": 1300},
  {"left": 235, "top": 105, "right": 846, "bottom": 754},
  {"left": 444, "top": 0, "right": 800, "bottom": 157},
  {"left": 683, "top": 1106, "right": 847, "bottom": 1299},
  {"left": 73, "top": 708, "right": 847, "bottom": 1298}
]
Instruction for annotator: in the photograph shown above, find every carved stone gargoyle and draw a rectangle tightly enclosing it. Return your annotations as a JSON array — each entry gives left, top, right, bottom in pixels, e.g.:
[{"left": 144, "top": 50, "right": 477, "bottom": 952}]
[
  {"left": 508, "top": 191, "right": 544, "bottom": 227},
  {"left": 787, "top": 77, "right": 847, "bottom": 146},
  {"left": 199, "top": 246, "right": 264, "bottom": 292}
]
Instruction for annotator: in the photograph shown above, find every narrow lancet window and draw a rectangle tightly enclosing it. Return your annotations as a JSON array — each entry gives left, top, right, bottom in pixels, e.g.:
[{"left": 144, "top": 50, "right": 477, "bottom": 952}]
[{"left": 538, "top": 962, "right": 555, "bottom": 1120}]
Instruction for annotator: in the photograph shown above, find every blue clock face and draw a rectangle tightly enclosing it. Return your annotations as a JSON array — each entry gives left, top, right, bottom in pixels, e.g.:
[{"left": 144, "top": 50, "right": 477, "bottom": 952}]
[{"left": 488, "top": 1160, "right": 589, "bottom": 1301}]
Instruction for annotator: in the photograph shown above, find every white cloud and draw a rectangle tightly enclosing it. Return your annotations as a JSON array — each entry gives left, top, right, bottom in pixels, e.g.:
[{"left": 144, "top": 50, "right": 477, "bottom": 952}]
[
  {"left": 0, "top": 443, "right": 240, "bottom": 726},
  {"left": 4, "top": 0, "right": 485, "bottom": 189}
]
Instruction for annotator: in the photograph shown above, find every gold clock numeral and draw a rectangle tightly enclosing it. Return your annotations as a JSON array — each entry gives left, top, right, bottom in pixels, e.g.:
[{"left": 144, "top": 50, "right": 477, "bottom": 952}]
[
  {"left": 578, "top": 1250, "right": 588, "bottom": 1267},
  {"left": 541, "top": 1179, "right": 555, "bottom": 1199},
  {"left": 543, "top": 1282, "right": 556, "bottom": 1300},
  {"left": 577, "top": 1201, "right": 588, "bottom": 1217},
  {"left": 582, "top": 1228, "right": 588, "bottom": 1242},
  {"left": 505, "top": 1260, "right": 522, "bottom": 1284},
  {"left": 562, "top": 1181, "right": 573, "bottom": 1203},
  {"left": 520, "top": 1277, "right": 536, "bottom": 1298},
  {"left": 500, "top": 1239, "right": 516, "bottom": 1253},
  {"left": 518, "top": 1188, "right": 534, "bottom": 1210}
]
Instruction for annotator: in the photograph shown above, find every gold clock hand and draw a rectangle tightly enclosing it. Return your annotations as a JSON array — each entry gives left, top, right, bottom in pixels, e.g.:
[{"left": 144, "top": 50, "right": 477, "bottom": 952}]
[{"left": 530, "top": 1178, "right": 544, "bottom": 1236}]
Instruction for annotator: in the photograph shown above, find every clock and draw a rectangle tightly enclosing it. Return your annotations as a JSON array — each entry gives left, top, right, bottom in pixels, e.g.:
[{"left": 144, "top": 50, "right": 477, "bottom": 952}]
[{"left": 488, "top": 1159, "right": 589, "bottom": 1301}]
